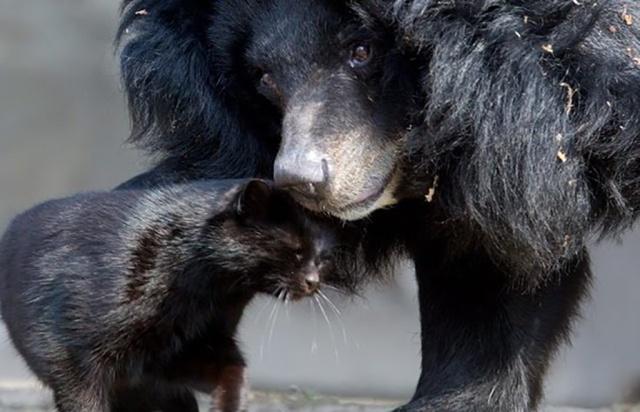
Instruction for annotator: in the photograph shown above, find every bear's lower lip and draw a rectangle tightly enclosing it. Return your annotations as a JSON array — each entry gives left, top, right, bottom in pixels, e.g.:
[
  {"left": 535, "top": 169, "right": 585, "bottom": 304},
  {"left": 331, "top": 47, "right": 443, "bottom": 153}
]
[
  {"left": 330, "top": 190, "right": 386, "bottom": 221},
  {"left": 352, "top": 180, "right": 389, "bottom": 205},
  {"left": 331, "top": 167, "right": 398, "bottom": 220},
  {"left": 341, "top": 182, "right": 387, "bottom": 211}
]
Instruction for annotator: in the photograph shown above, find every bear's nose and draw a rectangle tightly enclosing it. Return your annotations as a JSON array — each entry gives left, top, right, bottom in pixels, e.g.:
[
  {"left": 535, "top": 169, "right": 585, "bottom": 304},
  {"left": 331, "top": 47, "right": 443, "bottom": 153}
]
[{"left": 274, "top": 152, "right": 329, "bottom": 198}]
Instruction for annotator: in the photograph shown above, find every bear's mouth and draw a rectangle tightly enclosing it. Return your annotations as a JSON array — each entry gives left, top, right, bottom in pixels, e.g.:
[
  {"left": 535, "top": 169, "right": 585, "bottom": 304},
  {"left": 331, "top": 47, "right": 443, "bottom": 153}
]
[
  {"left": 332, "top": 170, "right": 400, "bottom": 221},
  {"left": 296, "top": 165, "right": 399, "bottom": 221}
]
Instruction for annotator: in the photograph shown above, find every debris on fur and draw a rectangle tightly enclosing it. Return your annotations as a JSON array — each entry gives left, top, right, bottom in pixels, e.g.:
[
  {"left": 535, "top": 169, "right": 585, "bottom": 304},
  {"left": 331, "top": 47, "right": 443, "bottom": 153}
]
[
  {"left": 557, "top": 149, "right": 568, "bottom": 163},
  {"left": 542, "top": 44, "right": 555, "bottom": 54},
  {"left": 425, "top": 175, "right": 439, "bottom": 203},
  {"left": 559, "top": 82, "right": 576, "bottom": 115},
  {"left": 135, "top": 9, "right": 149, "bottom": 16},
  {"left": 626, "top": 48, "right": 640, "bottom": 66},
  {"left": 622, "top": 6, "right": 633, "bottom": 26}
]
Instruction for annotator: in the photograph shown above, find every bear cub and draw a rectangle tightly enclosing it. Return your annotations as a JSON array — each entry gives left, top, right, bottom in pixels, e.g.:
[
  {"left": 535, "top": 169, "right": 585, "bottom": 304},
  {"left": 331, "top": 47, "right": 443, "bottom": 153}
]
[{"left": 0, "top": 180, "right": 341, "bottom": 412}]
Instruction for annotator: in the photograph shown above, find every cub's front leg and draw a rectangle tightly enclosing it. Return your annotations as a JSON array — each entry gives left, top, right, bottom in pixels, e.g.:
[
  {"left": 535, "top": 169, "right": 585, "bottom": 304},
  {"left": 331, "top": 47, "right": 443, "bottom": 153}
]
[{"left": 210, "top": 365, "right": 249, "bottom": 412}]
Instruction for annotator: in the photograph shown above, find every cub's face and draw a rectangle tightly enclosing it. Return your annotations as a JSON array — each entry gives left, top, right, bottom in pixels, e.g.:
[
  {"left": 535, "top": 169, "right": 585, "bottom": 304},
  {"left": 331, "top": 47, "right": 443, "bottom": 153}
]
[
  {"left": 211, "top": 0, "right": 418, "bottom": 220},
  {"left": 231, "top": 180, "right": 348, "bottom": 300}
]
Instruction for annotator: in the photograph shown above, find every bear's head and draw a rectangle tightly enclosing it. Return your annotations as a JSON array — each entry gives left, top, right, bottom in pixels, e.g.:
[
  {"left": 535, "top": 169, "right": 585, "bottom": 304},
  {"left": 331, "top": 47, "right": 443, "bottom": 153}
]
[{"left": 118, "top": 0, "right": 420, "bottom": 221}]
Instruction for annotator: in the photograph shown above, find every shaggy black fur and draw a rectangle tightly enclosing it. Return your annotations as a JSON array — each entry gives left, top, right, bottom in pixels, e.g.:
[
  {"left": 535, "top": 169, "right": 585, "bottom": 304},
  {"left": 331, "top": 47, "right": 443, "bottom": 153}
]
[
  {"left": 0, "top": 180, "right": 347, "bottom": 412},
  {"left": 2, "top": 0, "right": 639, "bottom": 411},
  {"left": 383, "top": 0, "right": 640, "bottom": 285},
  {"left": 382, "top": 1, "right": 640, "bottom": 409}
]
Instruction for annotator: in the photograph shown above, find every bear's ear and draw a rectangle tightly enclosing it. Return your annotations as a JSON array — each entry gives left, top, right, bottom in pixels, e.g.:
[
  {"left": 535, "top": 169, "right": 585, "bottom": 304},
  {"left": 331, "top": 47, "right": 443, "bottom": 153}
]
[
  {"left": 236, "top": 180, "right": 274, "bottom": 223},
  {"left": 117, "top": 0, "right": 215, "bottom": 158},
  {"left": 116, "top": 0, "right": 265, "bottom": 176}
]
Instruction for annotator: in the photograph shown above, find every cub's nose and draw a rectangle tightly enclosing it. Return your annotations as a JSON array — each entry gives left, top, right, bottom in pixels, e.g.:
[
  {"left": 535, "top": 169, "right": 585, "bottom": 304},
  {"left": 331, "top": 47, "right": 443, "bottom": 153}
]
[
  {"left": 274, "top": 152, "right": 329, "bottom": 198},
  {"left": 303, "top": 272, "right": 320, "bottom": 294}
]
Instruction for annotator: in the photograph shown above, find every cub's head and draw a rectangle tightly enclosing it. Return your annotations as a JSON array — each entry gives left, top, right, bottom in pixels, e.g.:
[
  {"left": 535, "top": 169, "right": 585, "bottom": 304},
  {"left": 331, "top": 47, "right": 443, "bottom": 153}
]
[
  {"left": 118, "top": 0, "right": 419, "bottom": 220},
  {"left": 224, "top": 180, "right": 349, "bottom": 300}
]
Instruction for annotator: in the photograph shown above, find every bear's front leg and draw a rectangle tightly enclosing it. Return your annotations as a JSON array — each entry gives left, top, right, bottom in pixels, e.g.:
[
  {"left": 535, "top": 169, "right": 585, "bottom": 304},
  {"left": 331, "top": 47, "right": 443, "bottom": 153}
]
[{"left": 398, "top": 247, "right": 591, "bottom": 412}]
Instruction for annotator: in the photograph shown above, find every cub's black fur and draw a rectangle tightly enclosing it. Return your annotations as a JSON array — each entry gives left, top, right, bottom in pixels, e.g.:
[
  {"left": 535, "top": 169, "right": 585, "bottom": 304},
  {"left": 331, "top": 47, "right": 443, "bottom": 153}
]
[
  {"left": 0, "top": 180, "right": 345, "bottom": 412},
  {"left": 2, "top": 0, "right": 639, "bottom": 411}
]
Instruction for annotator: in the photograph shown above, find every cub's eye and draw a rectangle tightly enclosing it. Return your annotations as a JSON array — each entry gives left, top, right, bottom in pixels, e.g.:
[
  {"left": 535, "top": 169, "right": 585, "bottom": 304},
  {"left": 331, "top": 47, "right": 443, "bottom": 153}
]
[
  {"left": 349, "top": 43, "right": 372, "bottom": 68},
  {"left": 317, "top": 251, "right": 333, "bottom": 265}
]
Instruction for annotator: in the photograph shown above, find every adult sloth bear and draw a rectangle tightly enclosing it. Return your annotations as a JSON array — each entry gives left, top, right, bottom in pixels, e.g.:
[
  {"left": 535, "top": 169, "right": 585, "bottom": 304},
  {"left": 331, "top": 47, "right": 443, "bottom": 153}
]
[
  {"left": 2, "top": 0, "right": 639, "bottom": 410},
  {"left": 113, "top": 0, "right": 640, "bottom": 410}
]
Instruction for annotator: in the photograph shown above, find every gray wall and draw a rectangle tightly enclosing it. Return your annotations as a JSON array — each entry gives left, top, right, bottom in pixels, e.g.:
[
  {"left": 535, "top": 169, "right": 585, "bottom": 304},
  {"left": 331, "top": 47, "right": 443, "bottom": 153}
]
[{"left": 0, "top": 0, "right": 639, "bottom": 408}]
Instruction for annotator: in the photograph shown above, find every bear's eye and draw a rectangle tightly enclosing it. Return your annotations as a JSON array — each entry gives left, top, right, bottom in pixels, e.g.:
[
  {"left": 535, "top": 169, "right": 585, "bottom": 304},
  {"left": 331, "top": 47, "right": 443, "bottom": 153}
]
[
  {"left": 260, "top": 73, "right": 278, "bottom": 91},
  {"left": 349, "top": 43, "right": 372, "bottom": 68},
  {"left": 256, "top": 72, "right": 283, "bottom": 105}
]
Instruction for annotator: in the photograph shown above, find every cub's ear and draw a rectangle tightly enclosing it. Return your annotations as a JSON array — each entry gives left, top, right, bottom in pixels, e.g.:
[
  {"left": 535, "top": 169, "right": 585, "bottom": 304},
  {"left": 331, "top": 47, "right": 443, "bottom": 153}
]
[{"left": 236, "top": 180, "right": 274, "bottom": 223}]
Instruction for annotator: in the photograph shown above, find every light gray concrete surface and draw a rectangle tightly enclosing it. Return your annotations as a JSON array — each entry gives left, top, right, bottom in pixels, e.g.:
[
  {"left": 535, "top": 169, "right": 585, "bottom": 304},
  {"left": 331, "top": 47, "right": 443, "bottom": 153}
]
[
  {"left": 0, "top": 386, "right": 398, "bottom": 412},
  {"left": 0, "top": 0, "right": 639, "bottom": 409},
  {"left": 0, "top": 386, "right": 638, "bottom": 412}
]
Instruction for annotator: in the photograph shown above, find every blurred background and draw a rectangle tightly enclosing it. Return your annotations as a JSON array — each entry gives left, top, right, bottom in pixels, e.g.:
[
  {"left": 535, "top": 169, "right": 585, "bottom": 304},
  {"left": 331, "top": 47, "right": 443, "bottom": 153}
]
[{"left": 0, "top": 0, "right": 639, "bottom": 408}]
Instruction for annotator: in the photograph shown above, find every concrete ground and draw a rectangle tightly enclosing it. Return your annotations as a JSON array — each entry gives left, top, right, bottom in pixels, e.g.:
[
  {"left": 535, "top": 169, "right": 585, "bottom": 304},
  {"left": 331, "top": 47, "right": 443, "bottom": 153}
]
[
  {"left": 0, "top": 385, "right": 394, "bottom": 412},
  {"left": 0, "top": 385, "right": 639, "bottom": 412}
]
